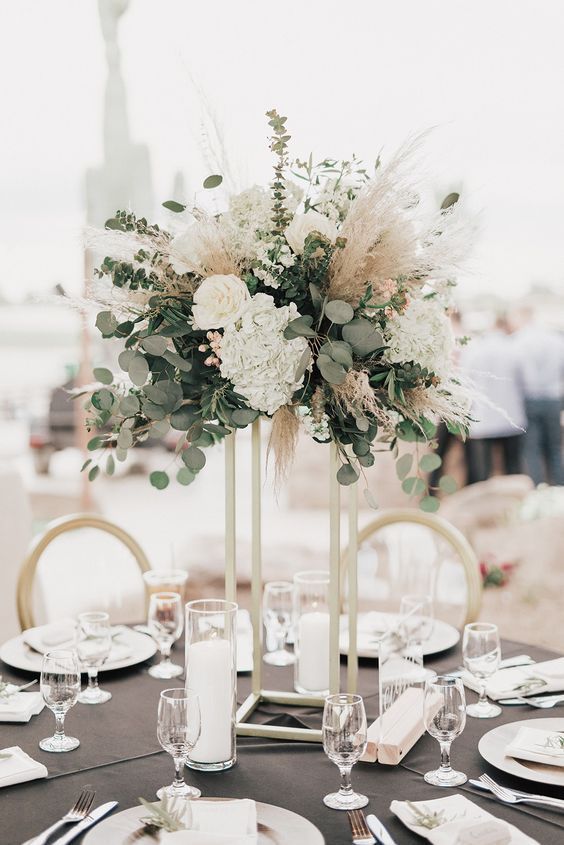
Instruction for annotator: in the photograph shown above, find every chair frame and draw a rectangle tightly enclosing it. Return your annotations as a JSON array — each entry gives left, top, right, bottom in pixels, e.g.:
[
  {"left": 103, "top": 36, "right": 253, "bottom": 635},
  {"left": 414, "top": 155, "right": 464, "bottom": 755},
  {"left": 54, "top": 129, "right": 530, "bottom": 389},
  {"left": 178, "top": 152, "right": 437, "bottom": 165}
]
[
  {"left": 341, "top": 507, "right": 482, "bottom": 625},
  {"left": 16, "top": 513, "right": 151, "bottom": 631}
]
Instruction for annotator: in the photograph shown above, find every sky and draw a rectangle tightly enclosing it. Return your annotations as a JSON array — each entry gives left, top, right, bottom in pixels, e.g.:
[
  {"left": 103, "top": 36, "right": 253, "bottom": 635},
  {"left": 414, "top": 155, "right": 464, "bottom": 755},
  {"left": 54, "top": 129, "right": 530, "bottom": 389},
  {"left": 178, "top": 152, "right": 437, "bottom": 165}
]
[{"left": 1, "top": 0, "right": 563, "bottom": 304}]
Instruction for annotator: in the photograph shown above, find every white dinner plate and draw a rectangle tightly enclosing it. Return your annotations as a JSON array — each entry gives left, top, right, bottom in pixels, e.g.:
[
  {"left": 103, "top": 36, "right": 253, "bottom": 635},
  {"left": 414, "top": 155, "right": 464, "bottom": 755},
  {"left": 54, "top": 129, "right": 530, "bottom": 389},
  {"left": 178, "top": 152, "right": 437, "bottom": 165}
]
[
  {"left": 0, "top": 627, "right": 157, "bottom": 675},
  {"left": 478, "top": 717, "right": 564, "bottom": 788},
  {"left": 83, "top": 801, "right": 325, "bottom": 844},
  {"left": 339, "top": 612, "right": 460, "bottom": 658}
]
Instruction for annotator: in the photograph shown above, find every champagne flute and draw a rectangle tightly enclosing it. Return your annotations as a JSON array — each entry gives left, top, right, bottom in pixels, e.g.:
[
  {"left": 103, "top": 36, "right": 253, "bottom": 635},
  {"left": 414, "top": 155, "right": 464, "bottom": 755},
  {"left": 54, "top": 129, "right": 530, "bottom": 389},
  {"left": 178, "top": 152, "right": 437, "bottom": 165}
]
[
  {"left": 462, "top": 622, "right": 502, "bottom": 718},
  {"left": 39, "top": 650, "right": 80, "bottom": 752},
  {"left": 148, "top": 592, "right": 184, "bottom": 679},
  {"left": 262, "top": 581, "right": 295, "bottom": 666},
  {"left": 322, "top": 693, "right": 368, "bottom": 810},
  {"left": 157, "top": 688, "right": 201, "bottom": 799},
  {"left": 423, "top": 675, "right": 467, "bottom": 786},
  {"left": 76, "top": 611, "right": 112, "bottom": 704}
]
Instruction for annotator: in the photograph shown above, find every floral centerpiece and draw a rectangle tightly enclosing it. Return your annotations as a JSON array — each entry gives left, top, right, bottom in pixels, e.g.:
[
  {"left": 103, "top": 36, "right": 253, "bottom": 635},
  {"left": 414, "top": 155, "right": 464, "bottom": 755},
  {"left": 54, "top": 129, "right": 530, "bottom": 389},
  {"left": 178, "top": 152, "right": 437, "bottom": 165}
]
[{"left": 81, "top": 111, "right": 472, "bottom": 510}]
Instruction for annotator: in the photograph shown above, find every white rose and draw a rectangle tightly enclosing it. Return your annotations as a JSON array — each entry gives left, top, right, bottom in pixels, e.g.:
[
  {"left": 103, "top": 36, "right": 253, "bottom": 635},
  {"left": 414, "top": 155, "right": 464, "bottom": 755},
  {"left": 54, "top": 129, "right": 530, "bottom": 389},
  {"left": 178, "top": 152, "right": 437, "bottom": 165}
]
[
  {"left": 192, "top": 274, "right": 251, "bottom": 330},
  {"left": 285, "top": 210, "right": 338, "bottom": 255},
  {"left": 169, "top": 225, "right": 206, "bottom": 275}
]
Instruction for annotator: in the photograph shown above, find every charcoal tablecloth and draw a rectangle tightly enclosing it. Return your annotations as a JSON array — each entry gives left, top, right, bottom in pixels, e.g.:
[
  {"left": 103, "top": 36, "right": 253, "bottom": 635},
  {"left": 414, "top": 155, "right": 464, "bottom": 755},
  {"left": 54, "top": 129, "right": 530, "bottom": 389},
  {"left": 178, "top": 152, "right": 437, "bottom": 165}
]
[{"left": 1, "top": 637, "right": 563, "bottom": 845}]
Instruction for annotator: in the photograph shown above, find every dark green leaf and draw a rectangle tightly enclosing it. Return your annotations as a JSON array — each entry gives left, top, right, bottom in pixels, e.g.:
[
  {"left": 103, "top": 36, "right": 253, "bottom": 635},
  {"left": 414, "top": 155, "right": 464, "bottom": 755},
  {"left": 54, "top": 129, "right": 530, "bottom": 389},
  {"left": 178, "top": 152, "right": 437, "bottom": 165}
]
[
  {"left": 87, "top": 436, "right": 105, "bottom": 451},
  {"left": 80, "top": 459, "right": 92, "bottom": 472},
  {"left": 177, "top": 467, "right": 196, "bottom": 486},
  {"left": 441, "top": 192, "right": 460, "bottom": 210},
  {"left": 162, "top": 200, "right": 187, "bottom": 213},
  {"left": 396, "top": 453, "right": 413, "bottom": 480},
  {"left": 150, "top": 471, "right": 170, "bottom": 490},
  {"left": 231, "top": 408, "right": 260, "bottom": 427},
  {"left": 142, "top": 336, "right": 169, "bottom": 356},
  {"left": 357, "top": 451, "right": 375, "bottom": 468},
  {"left": 142, "top": 400, "right": 166, "bottom": 421},
  {"left": 284, "top": 315, "right": 317, "bottom": 339},
  {"left": 115, "top": 320, "right": 134, "bottom": 338},
  {"left": 182, "top": 445, "right": 206, "bottom": 471},
  {"left": 95, "top": 311, "right": 118, "bottom": 336},
  {"left": 97, "top": 389, "right": 114, "bottom": 411},
  {"left": 88, "top": 465, "right": 100, "bottom": 481},
  {"left": 106, "top": 454, "right": 115, "bottom": 476},
  {"left": 337, "top": 463, "right": 360, "bottom": 486},
  {"left": 203, "top": 174, "right": 223, "bottom": 189},
  {"left": 342, "top": 318, "right": 384, "bottom": 356},
  {"left": 93, "top": 367, "right": 113, "bottom": 385},
  {"left": 171, "top": 405, "right": 199, "bottom": 431},
  {"left": 352, "top": 439, "right": 370, "bottom": 457}
]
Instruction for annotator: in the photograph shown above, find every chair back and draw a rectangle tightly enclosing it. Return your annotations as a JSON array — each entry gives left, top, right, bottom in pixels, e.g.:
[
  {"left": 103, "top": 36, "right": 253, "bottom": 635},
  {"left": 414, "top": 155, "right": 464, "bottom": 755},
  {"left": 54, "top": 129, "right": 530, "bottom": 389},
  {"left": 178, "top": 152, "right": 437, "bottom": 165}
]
[
  {"left": 342, "top": 507, "right": 482, "bottom": 628},
  {"left": 0, "top": 465, "right": 32, "bottom": 641},
  {"left": 17, "top": 513, "right": 151, "bottom": 630}
]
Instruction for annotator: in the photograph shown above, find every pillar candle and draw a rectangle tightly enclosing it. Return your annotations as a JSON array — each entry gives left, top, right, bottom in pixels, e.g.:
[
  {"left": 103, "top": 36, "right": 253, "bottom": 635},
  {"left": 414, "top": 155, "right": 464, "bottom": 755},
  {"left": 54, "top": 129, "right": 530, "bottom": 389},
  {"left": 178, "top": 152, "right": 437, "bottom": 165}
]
[
  {"left": 186, "top": 638, "right": 233, "bottom": 764},
  {"left": 297, "top": 611, "right": 330, "bottom": 692}
]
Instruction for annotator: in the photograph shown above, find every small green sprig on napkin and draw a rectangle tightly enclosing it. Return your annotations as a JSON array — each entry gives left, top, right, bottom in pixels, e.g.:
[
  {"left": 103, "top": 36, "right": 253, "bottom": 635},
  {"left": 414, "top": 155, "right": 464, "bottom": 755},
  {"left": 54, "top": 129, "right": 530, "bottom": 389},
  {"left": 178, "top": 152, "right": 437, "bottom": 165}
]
[
  {"left": 543, "top": 733, "right": 564, "bottom": 754},
  {"left": 0, "top": 677, "right": 15, "bottom": 700},
  {"left": 406, "top": 801, "right": 449, "bottom": 830},
  {"left": 138, "top": 797, "right": 187, "bottom": 833},
  {"left": 0, "top": 752, "right": 13, "bottom": 760}
]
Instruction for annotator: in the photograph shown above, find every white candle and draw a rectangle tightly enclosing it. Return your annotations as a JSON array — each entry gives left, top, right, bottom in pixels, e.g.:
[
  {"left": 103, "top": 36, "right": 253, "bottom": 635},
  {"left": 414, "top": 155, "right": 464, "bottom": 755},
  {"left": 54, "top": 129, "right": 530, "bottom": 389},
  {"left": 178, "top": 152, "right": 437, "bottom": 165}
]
[
  {"left": 297, "top": 611, "right": 330, "bottom": 692},
  {"left": 186, "top": 638, "right": 233, "bottom": 764}
]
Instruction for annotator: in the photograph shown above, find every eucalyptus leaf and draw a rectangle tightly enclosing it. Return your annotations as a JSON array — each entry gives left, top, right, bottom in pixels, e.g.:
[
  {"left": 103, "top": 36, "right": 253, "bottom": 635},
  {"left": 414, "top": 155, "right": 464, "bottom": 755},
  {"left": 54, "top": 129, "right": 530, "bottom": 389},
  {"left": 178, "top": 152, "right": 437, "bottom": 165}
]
[
  {"left": 97, "top": 389, "right": 115, "bottom": 411},
  {"left": 352, "top": 439, "right": 370, "bottom": 457},
  {"left": 203, "top": 174, "right": 223, "bottom": 189},
  {"left": 284, "top": 315, "right": 317, "bottom": 339},
  {"left": 87, "top": 436, "right": 105, "bottom": 451},
  {"left": 116, "top": 447, "right": 128, "bottom": 462},
  {"left": 170, "top": 405, "right": 199, "bottom": 431},
  {"left": 325, "top": 299, "right": 355, "bottom": 325},
  {"left": 231, "top": 408, "right": 260, "bottom": 427},
  {"left": 95, "top": 311, "right": 117, "bottom": 337},
  {"left": 106, "top": 454, "right": 115, "bottom": 476},
  {"left": 342, "top": 318, "right": 384, "bottom": 356},
  {"left": 150, "top": 471, "right": 170, "bottom": 490},
  {"left": 88, "top": 465, "right": 100, "bottom": 481},
  {"left": 182, "top": 445, "right": 206, "bottom": 471},
  {"left": 396, "top": 453, "right": 413, "bottom": 480},
  {"left": 440, "top": 192, "right": 460, "bottom": 210},
  {"left": 364, "top": 489, "right": 378, "bottom": 509},
  {"left": 336, "top": 463, "right": 359, "bottom": 486},
  {"left": 163, "top": 350, "right": 192, "bottom": 373},
  {"left": 117, "top": 428, "right": 133, "bottom": 449},
  {"left": 142, "top": 400, "right": 166, "bottom": 421},
  {"left": 317, "top": 355, "right": 347, "bottom": 385},
  {"left": 419, "top": 453, "right": 442, "bottom": 473},
  {"left": 115, "top": 320, "right": 134, "bottom": 338},
  {"left": 309, "top": 283, "right": 323, "bottom": 312},
  {"left": 355, "top": 417, "right": 370, "bottom": 432},
  {"left": 294, "top": 347, "right": 312, "bottom": 382},
  {"left": 402, "top": 476, "right": 426, "bottom": 495},
  {"left": 93, "top": 367, "right": 113, "bottom": 385},
  {"left": 142, "top": 336, "right": 169, "bottom": 356},
  {"left": 128, "top": 354, "right": 149, "bottom": 387},
  {"left": 420, "top": 495, "right": 440, "bottom": 513},
  {"left": 80, "top": 458, "right": 92, "bottom": 472},
  {"left": 177, "top": 467, "right": 196, "bottom": 486},
  {"left": 357, "top": 451, "right": 375, "bottom": 468},
  {"left": 162, "top": 200, "right": 186, "bottom": 213},
  {"left": 118, "top": 350, "right": 135, "bottom": 371},
  {"left": 147, "top": 420, "right": 171, "bottom": 439},
  {"left": 439, "top": 475, "right": 458, "bottom": 494}
]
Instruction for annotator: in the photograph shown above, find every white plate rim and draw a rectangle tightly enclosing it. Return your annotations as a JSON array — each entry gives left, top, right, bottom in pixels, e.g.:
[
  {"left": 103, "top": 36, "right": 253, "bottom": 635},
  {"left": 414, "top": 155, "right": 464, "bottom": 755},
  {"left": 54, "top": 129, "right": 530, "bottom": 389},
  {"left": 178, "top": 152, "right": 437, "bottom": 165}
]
[
  {"left": 478, "top": 717, "right": 564, "bottom": 787},
  {"left": 0, "top": 628, "right": 157, "bottom": 675},
  {"left": 339, "top": 612, "right": 460, "bottom": 658},
  {"left": 83, "top": 800, "right": 325, "bottom": 844}
]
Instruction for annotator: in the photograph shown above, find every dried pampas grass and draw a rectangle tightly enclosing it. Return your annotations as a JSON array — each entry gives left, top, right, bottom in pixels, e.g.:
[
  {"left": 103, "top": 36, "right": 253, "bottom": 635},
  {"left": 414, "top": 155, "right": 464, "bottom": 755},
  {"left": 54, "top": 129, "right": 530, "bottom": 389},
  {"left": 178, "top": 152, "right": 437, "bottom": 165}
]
[
  {"left": 327, "top": 136, "right": 473, "bottom": 305},
  {"left": 331, "top": 370, "right": 393, "bottom": 430},
  {"left": 267, "top": 404, "right": 300, "bottom": 485},
  {"left": 175, "top": 214, "right": 241, "bottom": 278}
]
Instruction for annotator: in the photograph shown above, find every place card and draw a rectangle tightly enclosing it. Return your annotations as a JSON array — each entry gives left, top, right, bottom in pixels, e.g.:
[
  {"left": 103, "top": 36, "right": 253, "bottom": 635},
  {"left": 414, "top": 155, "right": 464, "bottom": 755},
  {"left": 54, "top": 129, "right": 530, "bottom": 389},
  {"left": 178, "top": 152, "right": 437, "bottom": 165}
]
[{"left": 506, "top": 726, "right": 564, "bottom": 768}]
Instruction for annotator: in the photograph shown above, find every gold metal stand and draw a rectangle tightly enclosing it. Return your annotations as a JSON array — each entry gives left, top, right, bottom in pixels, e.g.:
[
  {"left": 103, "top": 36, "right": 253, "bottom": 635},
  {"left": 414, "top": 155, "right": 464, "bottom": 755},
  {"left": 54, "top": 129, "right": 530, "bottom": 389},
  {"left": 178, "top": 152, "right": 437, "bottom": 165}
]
[{"left": 230, "top": 419, "right": 359, "bottom": 742}]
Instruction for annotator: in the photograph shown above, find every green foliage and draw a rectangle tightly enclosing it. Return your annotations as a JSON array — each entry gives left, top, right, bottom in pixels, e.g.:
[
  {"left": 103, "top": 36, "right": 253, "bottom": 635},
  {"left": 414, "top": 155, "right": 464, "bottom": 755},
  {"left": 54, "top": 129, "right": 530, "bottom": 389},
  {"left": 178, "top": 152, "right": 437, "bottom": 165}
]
[
  {"left": 162, "top": 200, "right": 186, "bottom": 213},
  {"left": 266, "top": 109, "right": 292, "bottom": 235},
  {"left": 150, "top": 471, "right": 169, "bottom": 490},
  {"left": 203, "top": 175, "right": 223, "bottom": 189}
]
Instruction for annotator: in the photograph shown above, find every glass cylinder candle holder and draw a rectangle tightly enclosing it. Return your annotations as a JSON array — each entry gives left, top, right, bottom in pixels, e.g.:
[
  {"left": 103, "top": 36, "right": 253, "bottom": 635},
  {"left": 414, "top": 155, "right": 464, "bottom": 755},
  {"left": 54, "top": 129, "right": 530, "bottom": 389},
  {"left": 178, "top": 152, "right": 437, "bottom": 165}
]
[
  {"left": 293, "top": 570, "right": 331, "bottom": 696},
  {"left": 185, "top": 599, "right": 237, "bottom": 771}
]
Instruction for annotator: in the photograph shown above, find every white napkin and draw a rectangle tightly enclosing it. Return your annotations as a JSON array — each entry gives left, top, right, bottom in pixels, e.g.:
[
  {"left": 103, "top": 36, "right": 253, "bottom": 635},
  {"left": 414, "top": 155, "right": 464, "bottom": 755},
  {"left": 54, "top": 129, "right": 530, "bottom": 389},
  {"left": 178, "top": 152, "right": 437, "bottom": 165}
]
[
  {"left": 23, "top": 621, "right": 133, "bottom": 664},
  {"left": 506, "top": 726, "right": 564, "bottom": 768},
  {"left": 160, "top": 799, "right": 257, "bottom": 844},
  {"left": 0, "top": 746, "right": 48, "bottom": 788},
  {"left": 0, "top": 692, "right": 44, "bottom": 723},
  {"left": 391, "top": 795, "right": 539, "bottom": 844},
  {"left": 462, "top": 658, "right": 564, "bottom": 701}
]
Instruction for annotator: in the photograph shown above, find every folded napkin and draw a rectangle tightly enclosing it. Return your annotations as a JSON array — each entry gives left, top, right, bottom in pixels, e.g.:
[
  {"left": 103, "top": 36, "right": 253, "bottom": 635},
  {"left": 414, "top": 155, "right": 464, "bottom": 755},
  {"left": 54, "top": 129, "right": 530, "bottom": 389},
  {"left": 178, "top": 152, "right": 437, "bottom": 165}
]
[
  {"left": 507, "top": 726, "right": 564, "bottom": 768},
  {"left": 161, "top": 799, "right": 257, "bottom": 844},
  {"left": 462, "top": 658, "right": 564, "bottom": 701},
  {"left": 391, "top": 795, "right": 539, "bottom": 844},
  {"left": 0, "top": 692, "right": 44, "bottom": 723},
  {"left": 23, "top": 621, "right": 132, "bottom": 664},
  {"left": 0, "top": 746, "right": 48, "bottom": 788}
]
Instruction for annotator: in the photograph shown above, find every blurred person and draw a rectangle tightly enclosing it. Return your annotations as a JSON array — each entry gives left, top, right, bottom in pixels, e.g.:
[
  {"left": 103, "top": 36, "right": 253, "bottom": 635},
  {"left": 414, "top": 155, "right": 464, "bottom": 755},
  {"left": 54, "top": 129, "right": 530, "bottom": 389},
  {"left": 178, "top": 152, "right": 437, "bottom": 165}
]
[
  {"left": 460, "top": 315, "right": 526, "bottom": 484},
  {"left": 514, "top": 307, "right": 564, "bottom": 486},
  {"left": 430, "top": 310, "right": 466, "bottom": 489}
]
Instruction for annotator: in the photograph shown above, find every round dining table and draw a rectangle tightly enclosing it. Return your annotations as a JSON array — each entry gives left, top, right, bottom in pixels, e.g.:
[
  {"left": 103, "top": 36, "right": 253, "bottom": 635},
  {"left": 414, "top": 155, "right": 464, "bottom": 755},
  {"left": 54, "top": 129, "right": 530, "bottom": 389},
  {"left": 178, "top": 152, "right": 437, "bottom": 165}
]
[{"left": 1, "top": 635, "right": 563, "bottom": 845}]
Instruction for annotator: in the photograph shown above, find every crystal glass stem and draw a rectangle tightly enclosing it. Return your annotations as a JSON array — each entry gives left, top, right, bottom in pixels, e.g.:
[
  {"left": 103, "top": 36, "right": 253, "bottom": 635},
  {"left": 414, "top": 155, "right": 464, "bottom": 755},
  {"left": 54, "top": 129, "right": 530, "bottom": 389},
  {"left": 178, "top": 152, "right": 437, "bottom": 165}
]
[
  {"left": 338, "top": 766, "right": 353, "bottom": 800},
  {"left": 87, "top": 669, "right": 99, "bottom": 693},
  {"left": 439, "top": 741, "right": 452, "bottom": 779},
  {"left": 54, "top": 712, "right": 66, "bottom": 742}
]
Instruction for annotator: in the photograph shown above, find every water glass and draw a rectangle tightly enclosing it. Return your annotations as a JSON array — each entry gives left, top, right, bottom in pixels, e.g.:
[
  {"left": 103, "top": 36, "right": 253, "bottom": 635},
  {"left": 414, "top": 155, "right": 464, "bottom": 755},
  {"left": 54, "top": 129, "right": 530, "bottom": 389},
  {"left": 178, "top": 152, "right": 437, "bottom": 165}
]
[
  {"left": 76, "top": 611, "right": 112, "bottom": 704},
  {"left": 39, "top": 650, "right": 81, "bottom": 752},
  {"left": 423, "top": 675, "right": 467, "bottom": 786},
  {"left": 322, "top": 693, "right": 368, "bottom": 810},
  {"left": 143, "top": 569, "right": 189, "bottom": 605},
  {"left": 262, "top": 581, "right": 295, "bottom": 666},
  {"left": 462, "top": 622, "right": 501, "bottom": 718},
  {"left": 399, "top": 593, "right": 434, "bottom": 644},
  {"left": 157, "top": 688, "right": 201, "bottom": 800},
  {"left": 148, "top": 592, "right": 184, "bottom": 679}
]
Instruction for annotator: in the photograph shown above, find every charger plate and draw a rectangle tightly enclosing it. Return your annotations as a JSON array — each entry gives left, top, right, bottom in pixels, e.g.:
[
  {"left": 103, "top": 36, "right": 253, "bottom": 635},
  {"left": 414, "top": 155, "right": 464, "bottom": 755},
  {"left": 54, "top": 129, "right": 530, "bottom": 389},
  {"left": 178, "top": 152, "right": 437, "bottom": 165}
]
[
  {"left": 478, "top": 717, "right": 564, "bottom": 787},
  {"left": 83, "top": 801, "right": 324, "bottom": 844},
  {"left": 339, "top": 612, "right": 459, "bottom": 658}
]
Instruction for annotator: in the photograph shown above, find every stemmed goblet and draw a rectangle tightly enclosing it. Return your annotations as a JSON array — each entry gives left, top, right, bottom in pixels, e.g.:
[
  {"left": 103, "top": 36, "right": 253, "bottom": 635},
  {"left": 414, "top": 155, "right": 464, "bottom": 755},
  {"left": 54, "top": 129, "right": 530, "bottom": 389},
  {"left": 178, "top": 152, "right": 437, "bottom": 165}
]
[
  {"left": 76, "top": 611, "right": 112, "bottom": 704},
  {"left": 39, "top": 650, "right": 81, "bottom": 752},
  {"left": 423, "top": 675, "right": 467, "bottom": 786},
  {"left": 148, "top": 592, "right": 184, "bottom": 679},
  {"left": 262, "top": 581, "right": 295, "bottom": 666},
  {"left": 157, "top": 688, "right": 201, "bottom": 799},
  {"left": 322, "top": 693, "right": 368, "bottom": 810},
  {"left": 462, "top": 622, "right": 502, "bottom": 718}
]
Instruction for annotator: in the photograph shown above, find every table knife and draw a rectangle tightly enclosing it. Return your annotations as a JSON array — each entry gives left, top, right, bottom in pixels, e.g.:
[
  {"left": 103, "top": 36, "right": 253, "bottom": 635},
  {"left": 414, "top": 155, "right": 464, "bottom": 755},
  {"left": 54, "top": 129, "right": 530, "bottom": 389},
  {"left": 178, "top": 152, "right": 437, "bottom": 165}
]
[
  {"left": 366, "top": 813, "right": 398, "bottom": 845},
  {"left": 51, "top": 801, "right": 118, "bottom": 845}
]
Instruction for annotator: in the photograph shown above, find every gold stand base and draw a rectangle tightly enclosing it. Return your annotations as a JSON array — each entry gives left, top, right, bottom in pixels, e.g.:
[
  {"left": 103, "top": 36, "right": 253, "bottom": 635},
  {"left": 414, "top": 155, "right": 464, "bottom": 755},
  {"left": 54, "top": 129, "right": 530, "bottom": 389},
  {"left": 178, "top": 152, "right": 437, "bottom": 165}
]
[{"left": 236, "top": 691, "right": 323, "bottom": 742}]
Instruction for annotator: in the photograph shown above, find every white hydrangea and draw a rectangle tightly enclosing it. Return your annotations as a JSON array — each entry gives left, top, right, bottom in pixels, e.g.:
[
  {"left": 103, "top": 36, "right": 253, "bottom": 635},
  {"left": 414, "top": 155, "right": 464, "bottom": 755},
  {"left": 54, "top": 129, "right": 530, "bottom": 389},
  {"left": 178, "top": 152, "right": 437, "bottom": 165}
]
[
  {"left": 219, "top": 293, "right": 308, "bottom": 415},
  {"left": 298, "top": 405, "right": 331, "bottom": 441},
  {"left": 383, "top": 297, "right": 454, "bottom": 377}
]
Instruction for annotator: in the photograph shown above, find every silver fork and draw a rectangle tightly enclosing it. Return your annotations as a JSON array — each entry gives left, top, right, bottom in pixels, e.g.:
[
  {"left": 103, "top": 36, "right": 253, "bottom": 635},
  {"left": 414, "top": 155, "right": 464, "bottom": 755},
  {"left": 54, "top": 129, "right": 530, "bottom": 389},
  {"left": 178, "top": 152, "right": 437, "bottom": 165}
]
[
  {"left": 347, "top": 809, "right": 376, "bottom": 844},
  {"left": 24, "top": 787, "right": 96, "bottom": 845},
  {"left": 478, "top": 774, "right": 564, "bottom": 811}
]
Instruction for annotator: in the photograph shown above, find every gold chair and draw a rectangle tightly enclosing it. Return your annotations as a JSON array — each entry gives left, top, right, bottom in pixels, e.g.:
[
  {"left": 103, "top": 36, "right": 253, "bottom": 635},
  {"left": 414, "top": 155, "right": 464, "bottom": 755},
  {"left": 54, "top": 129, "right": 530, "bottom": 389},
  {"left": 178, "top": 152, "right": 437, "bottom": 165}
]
[
  {"left": 342, "top": 507, "right": 482, "bottom": 628},
  {"left": 17, "top": 513, "right": 151, "bottom": 630}
]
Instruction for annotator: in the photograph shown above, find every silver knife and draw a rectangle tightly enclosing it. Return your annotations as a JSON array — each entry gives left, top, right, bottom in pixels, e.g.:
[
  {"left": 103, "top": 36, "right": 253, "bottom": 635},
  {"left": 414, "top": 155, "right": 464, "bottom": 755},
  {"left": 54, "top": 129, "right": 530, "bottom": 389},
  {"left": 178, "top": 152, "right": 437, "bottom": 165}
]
[
  {"left": 366, "top": 813, "right": 398, "bottom": 845},
  {"left": 52, "top": 801, "right": 118, "bottom": 844}
]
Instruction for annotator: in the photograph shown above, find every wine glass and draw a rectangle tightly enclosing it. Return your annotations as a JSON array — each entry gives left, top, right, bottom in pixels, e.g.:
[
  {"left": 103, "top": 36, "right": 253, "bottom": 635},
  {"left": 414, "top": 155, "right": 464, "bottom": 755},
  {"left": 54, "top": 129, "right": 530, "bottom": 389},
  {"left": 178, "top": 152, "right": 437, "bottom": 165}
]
[
  {"left": 322, "top": 693, "right": 368, "bottom": 810},
  {"left": 423, "top": 675, "right": 467, "bottom": 787},
  {"left": 262, "top": 581, "right": 295, "bottom": 666},
  {"left": 462, "top": 622, "right": 502, "bottom": 718},
  {"left": 76, "top": 611, "right": 112, "bottom": 704},
  {"left": 148, "top": 592, "right": 184, "bottom": 679},
  {"left": 39, "top": 650, "right": 81, "bottom": 752},
  {"left": 399, "top": 594, "right": 434, "bottom": 644},
  {"left": 157, "top": 688, "right": 201, "bottom": 799}
]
